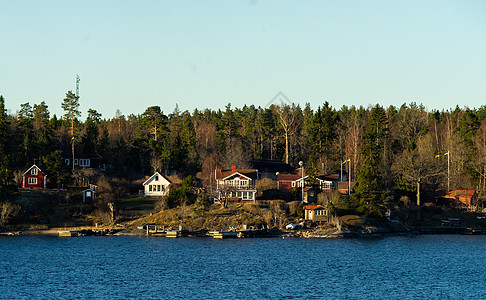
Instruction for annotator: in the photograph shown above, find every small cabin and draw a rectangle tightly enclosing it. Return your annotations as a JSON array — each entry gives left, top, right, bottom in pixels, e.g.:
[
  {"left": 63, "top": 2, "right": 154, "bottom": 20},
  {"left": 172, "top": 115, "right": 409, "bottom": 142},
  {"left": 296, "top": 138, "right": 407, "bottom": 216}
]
[
  {"left": 82, "top": 185, "right": 97, "bottom": 203},
  {"left": 143, "top": 172, "right": 171, "bottom": 197},
  {"left": 304, "top": 187, "right": 318, "bottom": 203},
  {"left": 304, "top": 205, "right": 328, "bottom": 222},
  {"left": 22, "top": 164, "right": 47, "bottom": 189}
]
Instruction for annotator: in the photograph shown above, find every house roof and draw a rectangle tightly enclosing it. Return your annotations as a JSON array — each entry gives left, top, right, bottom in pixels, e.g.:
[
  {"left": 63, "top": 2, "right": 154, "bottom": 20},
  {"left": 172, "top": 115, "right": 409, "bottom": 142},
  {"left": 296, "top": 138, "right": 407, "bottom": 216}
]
[
  {"left": 216, "top": 169, "right": 258, "bottom": 180},
  {"left": 63, "top": 152, "right": 103, "bottom": 160},
  {"left": 249, "top": 160, "right": 295, "bottom": 174},
  {"left": 304, "top": 205, "right": 325, "bottom": 210},
  {"left": 22, "top": 164, "right": 46, "bottom": 177},
  {"left": 318, "top": 173, "right": 340, "bottom": 182},
  {"left": 444, "top": 190, "right": 475, "bottom": 199},
  {"left": 276, "top": 173, "right": 301, "bottom": 181},
  {"left": 142, "top": 172, "right": 172, "bottom": 186}
]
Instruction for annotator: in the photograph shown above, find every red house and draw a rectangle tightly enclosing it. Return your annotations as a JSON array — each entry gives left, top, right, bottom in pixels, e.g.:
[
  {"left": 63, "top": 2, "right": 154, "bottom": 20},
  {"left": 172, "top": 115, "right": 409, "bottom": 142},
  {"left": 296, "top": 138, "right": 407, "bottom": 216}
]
[
  {"left": 22, "top": 164, "right": 47, "bottom": 188},
  {"left": 276, "top": 168, "right": 307, "bottom": 192}
]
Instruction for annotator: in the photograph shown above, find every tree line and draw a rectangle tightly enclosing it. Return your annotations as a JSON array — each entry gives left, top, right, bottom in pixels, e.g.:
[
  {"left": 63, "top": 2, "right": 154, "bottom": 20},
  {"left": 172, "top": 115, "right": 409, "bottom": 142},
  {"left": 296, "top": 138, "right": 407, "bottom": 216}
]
[{"left": 1, "top": 92, "right": 486, "bottom": 212}]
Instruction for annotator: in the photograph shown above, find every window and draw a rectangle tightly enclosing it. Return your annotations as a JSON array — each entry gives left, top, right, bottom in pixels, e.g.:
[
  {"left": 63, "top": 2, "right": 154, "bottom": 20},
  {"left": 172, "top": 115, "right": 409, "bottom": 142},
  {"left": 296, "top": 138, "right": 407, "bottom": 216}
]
[
  {"left": 65, "top": 159, "right": 70, "bottom": 165},
  {"left": 86, "top": 191, "right": 92, "bottom": 197},
  {"left": 31, "top": 168, "right": 38, "bottom": 175},
  {"left": 322, "top": 182, "right": 331, "bottom": 190},
  {"left": 155, "top": 175, "right": 158, "bottom": 181},
  {"left": 79, "top": 159, "right": 90, "bottom": 167},
  {"left": 157, "top": 185, "right": 161, "bottom": 192},
  {"left": 28, "top": 177, "right": 37, "bottom": 185},
  {"left": 74, "top": 159, "right": 79, "bottom": 166},
  {"left": 149, "top": 185, "right": 152, "bottom": 192},
  {"left": 292, "top": 182, "right": 296, "bottom": 187}
]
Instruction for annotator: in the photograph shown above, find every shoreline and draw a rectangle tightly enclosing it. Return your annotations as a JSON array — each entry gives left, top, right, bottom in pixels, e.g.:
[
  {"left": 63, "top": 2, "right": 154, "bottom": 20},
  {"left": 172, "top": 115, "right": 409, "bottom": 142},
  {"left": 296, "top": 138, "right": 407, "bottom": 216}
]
[{"left": 2, "top": 227, "right": 478, "bottom": 238}]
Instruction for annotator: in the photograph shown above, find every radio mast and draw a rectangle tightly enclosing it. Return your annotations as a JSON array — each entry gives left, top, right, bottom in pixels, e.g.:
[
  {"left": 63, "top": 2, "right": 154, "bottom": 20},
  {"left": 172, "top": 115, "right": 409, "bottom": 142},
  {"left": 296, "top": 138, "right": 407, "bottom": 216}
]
[{"left": 72, "top": 75, "right": 80, "bottom": 171}]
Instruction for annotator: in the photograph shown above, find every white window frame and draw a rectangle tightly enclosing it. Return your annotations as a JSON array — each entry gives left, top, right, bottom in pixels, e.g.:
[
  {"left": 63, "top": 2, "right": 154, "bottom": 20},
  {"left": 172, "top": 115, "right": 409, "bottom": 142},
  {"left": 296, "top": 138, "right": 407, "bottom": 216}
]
[
  {"left": 65, "top": 159, "right": 70, "bottom": 165},
  {"left": 79, "top": 159, "right": 90, "bottom": 167},
  {"left": 28, "top": 177, "right": 38, "bottom": 185},
  {"left": 31, "top": 168, "right": 38, "bottom": 175},
  {"left": 292, "top": 182, "right": 296, "bottom": 187},
  {"left": 74, "top": 159, "right": 79, "bottom": 166}
]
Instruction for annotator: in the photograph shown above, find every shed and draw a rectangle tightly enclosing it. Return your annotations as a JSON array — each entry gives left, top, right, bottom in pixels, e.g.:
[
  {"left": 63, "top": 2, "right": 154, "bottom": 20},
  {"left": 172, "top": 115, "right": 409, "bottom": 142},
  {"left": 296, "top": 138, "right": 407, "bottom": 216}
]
[{"left": 304, "top": 205, "right": 328, "bottom": 222}]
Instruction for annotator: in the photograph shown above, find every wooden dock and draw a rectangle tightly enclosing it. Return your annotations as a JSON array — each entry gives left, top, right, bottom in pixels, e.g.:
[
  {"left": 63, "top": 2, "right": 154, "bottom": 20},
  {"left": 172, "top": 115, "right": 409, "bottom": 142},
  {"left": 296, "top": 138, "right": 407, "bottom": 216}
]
[
  {"left": 58, "top": 230, "right": 78, "bottom": 237},
  {"left": 166, "top": 231, "right": 180, "bottom": 238},
  {"left": 208, "top": 231, "right": 238, "bottom": 239}
]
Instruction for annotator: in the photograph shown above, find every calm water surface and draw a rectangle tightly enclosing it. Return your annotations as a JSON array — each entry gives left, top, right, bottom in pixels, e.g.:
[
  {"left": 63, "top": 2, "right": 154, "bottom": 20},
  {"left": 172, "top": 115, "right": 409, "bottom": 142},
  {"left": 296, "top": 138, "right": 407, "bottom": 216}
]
[{"left": 1, "top": 235, "right": 486, "bottom": 299}]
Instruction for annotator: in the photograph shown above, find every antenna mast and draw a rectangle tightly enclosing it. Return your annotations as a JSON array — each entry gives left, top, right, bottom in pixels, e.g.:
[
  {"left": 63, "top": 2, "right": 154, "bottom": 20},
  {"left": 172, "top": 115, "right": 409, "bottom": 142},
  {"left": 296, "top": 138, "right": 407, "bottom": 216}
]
[
  {"left": 73, "top": 75, "right": 80, "bottom": 171},
  {"left": 76, "top": 75, "right": 80, "bottom": 99}
]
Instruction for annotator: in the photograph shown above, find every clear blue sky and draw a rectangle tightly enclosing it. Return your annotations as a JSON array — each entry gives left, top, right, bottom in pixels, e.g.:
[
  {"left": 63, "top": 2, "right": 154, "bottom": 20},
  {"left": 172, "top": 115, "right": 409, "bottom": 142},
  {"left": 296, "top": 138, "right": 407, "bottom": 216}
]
[{"left": 1, "top": 0, "right": 485, "bottom": 119}]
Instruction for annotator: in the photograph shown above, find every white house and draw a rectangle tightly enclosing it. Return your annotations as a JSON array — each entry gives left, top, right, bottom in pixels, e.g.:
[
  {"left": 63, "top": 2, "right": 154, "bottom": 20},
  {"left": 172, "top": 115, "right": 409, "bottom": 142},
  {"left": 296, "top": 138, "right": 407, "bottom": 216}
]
[
  {"left": 143, "top": 172, "right": 171, "bottom": 197},
  {"left": 215, "top": 166, "right": 258, "bottom": 201}
]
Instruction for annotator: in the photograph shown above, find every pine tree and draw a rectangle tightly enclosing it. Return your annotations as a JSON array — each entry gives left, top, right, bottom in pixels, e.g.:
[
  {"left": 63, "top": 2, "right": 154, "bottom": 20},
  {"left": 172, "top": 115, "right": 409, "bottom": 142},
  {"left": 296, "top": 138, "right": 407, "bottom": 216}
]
[
  {"left": 0, "top": 96, "right": 8, "bottom": 192},
  {"left": 354, "top": 104, "right": 388, "bottom": 217},
  {"left": 61, "top": 91, "right": 80, "bottom": 137}
]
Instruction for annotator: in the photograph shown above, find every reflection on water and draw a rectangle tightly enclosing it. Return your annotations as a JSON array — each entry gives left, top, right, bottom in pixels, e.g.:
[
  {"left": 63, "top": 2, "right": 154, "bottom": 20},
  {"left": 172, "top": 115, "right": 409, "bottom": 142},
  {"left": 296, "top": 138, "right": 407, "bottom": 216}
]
[{"left": 1, "top": 235, "right": 485, "bottom": 299}]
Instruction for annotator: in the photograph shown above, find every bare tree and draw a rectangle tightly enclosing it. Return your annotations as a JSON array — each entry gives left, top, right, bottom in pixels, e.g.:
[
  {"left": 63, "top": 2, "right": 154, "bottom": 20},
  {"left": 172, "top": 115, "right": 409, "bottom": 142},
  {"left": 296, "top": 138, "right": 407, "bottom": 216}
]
[
  {"left": 0, "top": 202, "right": 20, "bottom": 227},
  {"left": 393, "top": 134, "right": 444, "bottom": 206},
  {"left": 474, "top": 122, "right": 486, "bottom": 194},
  {"left": 274, "top": 104, "right": 298, "bottom": 164}
]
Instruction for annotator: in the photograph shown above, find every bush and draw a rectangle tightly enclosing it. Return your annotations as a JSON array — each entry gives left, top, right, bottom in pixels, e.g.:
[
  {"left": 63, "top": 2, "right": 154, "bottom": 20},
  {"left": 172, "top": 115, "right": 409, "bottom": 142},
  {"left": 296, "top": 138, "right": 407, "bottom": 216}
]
[{"left": 256, "top": 178, "right": 277, "bottom": 197}]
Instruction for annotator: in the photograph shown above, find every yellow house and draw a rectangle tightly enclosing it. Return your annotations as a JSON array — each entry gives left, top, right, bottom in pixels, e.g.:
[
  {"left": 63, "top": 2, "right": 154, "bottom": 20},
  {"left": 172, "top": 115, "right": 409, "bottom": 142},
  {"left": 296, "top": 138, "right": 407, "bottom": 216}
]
[{"left": 304, "top": 205, "right": 328, "bottom": 222}]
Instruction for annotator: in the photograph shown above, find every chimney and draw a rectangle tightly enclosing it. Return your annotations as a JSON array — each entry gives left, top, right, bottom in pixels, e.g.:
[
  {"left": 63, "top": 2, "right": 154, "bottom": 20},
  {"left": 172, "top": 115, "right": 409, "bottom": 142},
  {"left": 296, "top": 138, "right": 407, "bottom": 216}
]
[{"left": 232, "top": 165, "right": 236, "bottom": 173}]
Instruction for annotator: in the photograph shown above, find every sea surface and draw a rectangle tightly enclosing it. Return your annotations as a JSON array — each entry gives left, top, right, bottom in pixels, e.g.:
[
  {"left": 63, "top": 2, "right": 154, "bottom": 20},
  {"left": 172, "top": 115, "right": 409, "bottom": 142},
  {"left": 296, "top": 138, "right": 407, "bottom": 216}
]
[{"left": 1, "top": 235, "right": 485, "bottom": 299}]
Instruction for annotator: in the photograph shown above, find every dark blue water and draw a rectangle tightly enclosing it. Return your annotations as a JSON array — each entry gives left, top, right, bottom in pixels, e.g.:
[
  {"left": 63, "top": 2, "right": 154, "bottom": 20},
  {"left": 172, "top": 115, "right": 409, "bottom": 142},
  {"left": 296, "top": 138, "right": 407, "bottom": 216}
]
[{"left": 1, "top": 235, "right": 485, "bottom": 299}]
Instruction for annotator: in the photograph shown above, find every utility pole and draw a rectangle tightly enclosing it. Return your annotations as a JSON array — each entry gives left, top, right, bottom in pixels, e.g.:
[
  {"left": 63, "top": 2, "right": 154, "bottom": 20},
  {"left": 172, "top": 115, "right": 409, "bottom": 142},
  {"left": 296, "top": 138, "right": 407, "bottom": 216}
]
[
  {"left": 348, "top": 159, "right": 351, "bottom": 195},
  {"left": 299, "top": 161, "right": 304, "bottom": 203},
  {"left": 447, "top": 151, "right": 450, "bottom": 192},
  {"left": 342, "top": 159, "right": 350, "bottom": 195}
]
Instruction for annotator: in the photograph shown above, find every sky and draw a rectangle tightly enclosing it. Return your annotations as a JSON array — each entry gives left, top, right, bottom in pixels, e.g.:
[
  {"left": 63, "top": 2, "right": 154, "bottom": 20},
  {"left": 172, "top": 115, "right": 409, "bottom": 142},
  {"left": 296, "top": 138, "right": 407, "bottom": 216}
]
[{"left": 1, "top": 0, "right": 485, "bottom": 120}]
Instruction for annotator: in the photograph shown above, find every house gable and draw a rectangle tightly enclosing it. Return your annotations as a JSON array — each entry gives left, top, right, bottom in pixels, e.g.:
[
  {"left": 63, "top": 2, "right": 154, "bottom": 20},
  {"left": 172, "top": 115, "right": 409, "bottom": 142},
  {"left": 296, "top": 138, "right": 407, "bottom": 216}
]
[
  {"left": 22, "top": 164, "right": 44, "bottom": 177},
  {"left": 222, "top": 172, "right": 252, "bottom": 182},
  {"left": 143, "top": 172, "right": 171, "bottom": 197},
  {"left": 143, "top": 172, "right": 172, "bottom": 186},
  {"left": 22, "top": 164, "right": 47, "bottom": 188}
]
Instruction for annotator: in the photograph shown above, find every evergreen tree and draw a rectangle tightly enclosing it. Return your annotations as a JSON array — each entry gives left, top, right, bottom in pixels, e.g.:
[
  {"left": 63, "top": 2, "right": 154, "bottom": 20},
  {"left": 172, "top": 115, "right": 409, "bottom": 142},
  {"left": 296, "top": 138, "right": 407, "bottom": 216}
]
[
  {"left": 354, "top": 105, "right": 388, "bottom": 217},
  {"left": 0, "top": 96, "right": 9, "bottom": 191},
  {"left": 33, "top": 101, "right": 51, "bottom": 158},
  {"left": 61, "top": 91, "right": 80, "bottom": 137}
]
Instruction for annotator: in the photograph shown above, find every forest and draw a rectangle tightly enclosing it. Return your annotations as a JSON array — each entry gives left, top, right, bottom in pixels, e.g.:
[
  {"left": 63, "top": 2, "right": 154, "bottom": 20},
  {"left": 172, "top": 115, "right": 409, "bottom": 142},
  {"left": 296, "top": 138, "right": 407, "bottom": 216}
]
[{"left": 1, "top": 91, "right": 486, "bottom": 216}]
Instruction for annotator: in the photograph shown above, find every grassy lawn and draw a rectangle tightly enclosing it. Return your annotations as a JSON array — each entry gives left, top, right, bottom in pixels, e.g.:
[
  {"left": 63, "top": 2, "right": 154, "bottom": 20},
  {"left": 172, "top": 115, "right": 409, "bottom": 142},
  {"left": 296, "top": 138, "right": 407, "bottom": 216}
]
[{"left": 116, "top": 196, "right": 159, "bottom": 221}]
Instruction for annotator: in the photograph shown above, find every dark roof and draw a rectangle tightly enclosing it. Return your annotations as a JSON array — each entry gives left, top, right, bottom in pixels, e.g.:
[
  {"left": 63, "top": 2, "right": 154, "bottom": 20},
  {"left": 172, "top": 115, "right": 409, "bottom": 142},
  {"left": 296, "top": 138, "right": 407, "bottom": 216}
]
[
  {"left": 63, "top": 152, "right": 103, "bottom": 160},
  {"left": 318, "top": 174, "right": 339, "bottom": 181},
  {"left": 249, "top": 160, "right": 295, "bottom": 174}
]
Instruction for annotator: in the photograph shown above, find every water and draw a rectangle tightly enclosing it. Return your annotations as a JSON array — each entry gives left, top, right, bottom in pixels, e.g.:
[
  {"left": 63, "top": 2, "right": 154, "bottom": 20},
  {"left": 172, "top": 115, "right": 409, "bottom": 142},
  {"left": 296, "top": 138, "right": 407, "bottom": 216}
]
[{"left": 1, "top": 235, "right": 486, "bottom": 299}]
